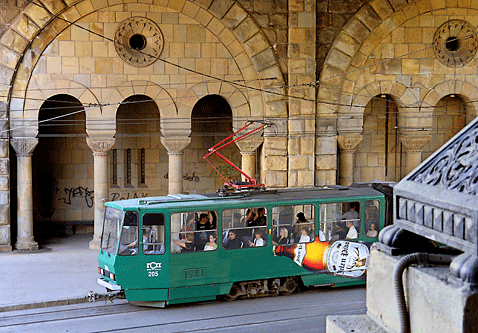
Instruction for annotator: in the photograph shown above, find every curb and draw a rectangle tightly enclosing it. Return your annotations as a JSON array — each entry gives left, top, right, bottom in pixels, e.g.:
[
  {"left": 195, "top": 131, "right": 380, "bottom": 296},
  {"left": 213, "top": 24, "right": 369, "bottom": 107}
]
[{"left": 0, "top": 296, "right": 95, "bottom": 313}]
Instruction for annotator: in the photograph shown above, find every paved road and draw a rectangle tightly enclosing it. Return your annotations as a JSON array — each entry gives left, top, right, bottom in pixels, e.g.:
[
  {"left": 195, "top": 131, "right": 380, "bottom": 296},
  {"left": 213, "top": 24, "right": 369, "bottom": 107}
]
[{"left": 0, "top": 286, "right": 365, "bottom": 333}]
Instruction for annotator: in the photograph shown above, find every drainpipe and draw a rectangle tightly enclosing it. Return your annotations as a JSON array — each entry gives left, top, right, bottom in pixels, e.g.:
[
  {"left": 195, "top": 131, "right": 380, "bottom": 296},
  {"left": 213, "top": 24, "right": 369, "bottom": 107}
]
[{"left": 394, "top": 252, "right": 454, "bottom": 333}]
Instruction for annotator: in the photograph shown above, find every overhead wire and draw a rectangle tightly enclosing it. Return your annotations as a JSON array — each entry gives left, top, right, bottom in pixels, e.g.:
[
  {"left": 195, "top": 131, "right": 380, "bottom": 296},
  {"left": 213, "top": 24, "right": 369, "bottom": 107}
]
[
  {"left": 4, "top": 0, "right": 475, "bottom": 116},
  {"left": 0, "top": 0, "right": 468, "bottom": 139}
]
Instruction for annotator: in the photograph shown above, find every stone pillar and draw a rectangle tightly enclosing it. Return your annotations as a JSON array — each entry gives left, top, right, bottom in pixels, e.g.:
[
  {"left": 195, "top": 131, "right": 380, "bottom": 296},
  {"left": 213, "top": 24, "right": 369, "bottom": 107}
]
[
  {"left": 160, "top": 137, "right": 191, "bottom": 195},
  {"left": 160, "top": 136, "right": 191, "bottom": 253},
  {"left": 86, "top": 137, "right": 115, "bottom": 250},
  {"left": 337, "top": 134, "right": 363, "bottom": 186},
  {"left": 288, "top": 0, "right": 316, "bottom": 188},
  {"left": 400, "top": 135, "right": 431, "bottom": 175},
  {"left": 235, "top": 137, "right": 263, "bottom": 182},
  {"left": 11, "top": 137, "right": 38, "bottom": 251},
  {"left": 0, "top": 138, "right": 10, "bottom": 252}
]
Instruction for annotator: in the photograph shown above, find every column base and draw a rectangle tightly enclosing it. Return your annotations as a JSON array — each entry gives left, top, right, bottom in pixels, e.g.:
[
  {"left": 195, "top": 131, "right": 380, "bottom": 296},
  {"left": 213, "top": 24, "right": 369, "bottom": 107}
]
[
  {"left": 89, "top": 235, "right": 101, "bottom": 250},
  {"left": 0, "top": 244, "right": 12, "bottom": 252},
  {"left": 15, "top": 239, "right": 39, "bottom": 251}
]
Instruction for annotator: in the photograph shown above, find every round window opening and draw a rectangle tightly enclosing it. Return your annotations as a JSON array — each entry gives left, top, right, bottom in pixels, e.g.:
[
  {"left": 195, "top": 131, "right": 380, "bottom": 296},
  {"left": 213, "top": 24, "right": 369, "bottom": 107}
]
[
  {"left": 446, "top": 37, "right": 460, "bottom": 52},
  {"left": 433, "top": 20, "right": 478, "bottom": 68},
  {"left": 114, "top": 17, "right": 164, "bottom": 67},
  {"left": 129, "top": 34, "right": 146, "bottom": 51}
]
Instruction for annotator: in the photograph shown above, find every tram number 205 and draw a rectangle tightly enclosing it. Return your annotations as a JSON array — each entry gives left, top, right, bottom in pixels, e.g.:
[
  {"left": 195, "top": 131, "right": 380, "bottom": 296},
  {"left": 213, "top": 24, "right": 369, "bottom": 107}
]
[{"left": 146, "top": 262, "right": 161, "bottom": 277}]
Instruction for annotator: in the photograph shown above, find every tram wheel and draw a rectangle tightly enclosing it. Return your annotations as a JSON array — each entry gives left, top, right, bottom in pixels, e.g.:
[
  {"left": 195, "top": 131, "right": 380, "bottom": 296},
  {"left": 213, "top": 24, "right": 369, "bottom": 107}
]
[
  {"left": 223, "top": 284, "right": 241, "bottom": 301},
  {"left": 280, "top": 278, "right": 298, "bottom": 296}
]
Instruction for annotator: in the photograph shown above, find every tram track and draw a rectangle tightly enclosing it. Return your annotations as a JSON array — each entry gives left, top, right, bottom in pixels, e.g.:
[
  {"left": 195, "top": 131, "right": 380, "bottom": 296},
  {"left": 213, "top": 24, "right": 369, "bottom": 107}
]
[
  {"left": 0, "top": 301, "right": 154, "bottom": 328},
  {"left": 90, "top": 302, "right": 366, "bottom": 333},
  {"left": 0, "top": 289, "right": 366, "bottom": 332}
]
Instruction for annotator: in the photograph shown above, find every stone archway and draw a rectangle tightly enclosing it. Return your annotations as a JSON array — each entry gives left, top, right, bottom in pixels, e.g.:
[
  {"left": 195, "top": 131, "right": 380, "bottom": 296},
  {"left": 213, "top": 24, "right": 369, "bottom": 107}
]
[
  {"left": 33, "top": 94, "right": 88, "bottom": 234},
  {"left": 316, "top": 0, "right": 478, "bottom": 184}
]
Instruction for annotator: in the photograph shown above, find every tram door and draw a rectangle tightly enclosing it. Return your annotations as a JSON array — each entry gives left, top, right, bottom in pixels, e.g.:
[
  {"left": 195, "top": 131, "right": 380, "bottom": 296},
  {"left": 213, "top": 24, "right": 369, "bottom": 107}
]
[
  {"left": 116, "top": 211, "right": 143, "bottom": 289},
  {"left": 139, "top": 213, "right": 168, "bottom": 288},
  {"left": 169, "top": 211, "right": 220, "bottom": 294},
  {"left": 116, "top": 211, "right": 168, "bottom": 290}
]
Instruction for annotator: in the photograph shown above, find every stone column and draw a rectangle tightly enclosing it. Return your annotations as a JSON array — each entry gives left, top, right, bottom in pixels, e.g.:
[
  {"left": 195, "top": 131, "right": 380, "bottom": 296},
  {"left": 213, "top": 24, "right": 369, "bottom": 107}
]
[
  {"left": 160, "top": 137, "right": 191, "bottom": 195},
  {"left": 86, "top": 137, "right": 115, "bottom": 249},
  {"left": 337, "top": 134, "right": 363, "bottom": 186},
  {"left": 0, "top": 138, "right": 10, "bottom": 252},
  {"left": 235, "top": 137, "right": 263, "bottom": 182},
  {"left": 400, "top": 135, "right": 431, "bottom": 175},
  {"left": 11, "top": 137, "right": 38, "bottom": 251},
  {"left": 160, "top": 136, "right": 191, "bottom": 253}
]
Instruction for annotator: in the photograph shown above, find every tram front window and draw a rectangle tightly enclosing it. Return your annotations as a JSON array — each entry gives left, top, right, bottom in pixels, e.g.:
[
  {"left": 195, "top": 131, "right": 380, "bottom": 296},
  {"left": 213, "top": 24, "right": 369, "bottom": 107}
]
[
  {"left": 100, "top": 207, "right": 123, "bottom": 255},
  {"left": 118, "top": 211, "right": 139, "bottom": 256}
]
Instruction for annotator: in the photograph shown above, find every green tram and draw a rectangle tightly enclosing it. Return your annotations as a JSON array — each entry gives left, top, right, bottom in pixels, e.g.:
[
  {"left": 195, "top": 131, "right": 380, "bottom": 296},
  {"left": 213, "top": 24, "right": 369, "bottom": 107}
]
[{"left": 97, "top": 184, "right": 388, "bottom": 307}]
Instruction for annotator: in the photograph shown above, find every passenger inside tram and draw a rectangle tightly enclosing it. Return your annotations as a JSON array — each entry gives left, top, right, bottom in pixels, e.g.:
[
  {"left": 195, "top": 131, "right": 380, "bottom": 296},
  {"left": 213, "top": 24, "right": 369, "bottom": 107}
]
[
  {"left": 248, "top": 229, "right": 265, "bottom": 247},
  {"left": 173, "top": 233, "right": 195, "bottom": 253},
  {"left": 204, "top": 234, "right": 218, "bottom": 251},
  {"left": 298, "top": 227, "right": 311, "bottom": 243},
  {"left": 272, "top": 227, "right": 290, "bottom": 245},
  {"left": 223, "top": 230, "right": 243, "bottom": 249}
]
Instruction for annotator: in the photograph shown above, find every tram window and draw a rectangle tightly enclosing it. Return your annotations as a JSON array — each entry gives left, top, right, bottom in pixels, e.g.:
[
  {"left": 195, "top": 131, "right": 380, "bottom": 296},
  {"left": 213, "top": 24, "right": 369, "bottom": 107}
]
[
  {"left": 170, "top": 211, "right": 218, "bottom": 253},
  {"left": 319, "top": 201, "right": 361, "bottom": 240},
  {"left": 118, "top": 211, "right": 139, "bottom": 256},
  {"left": 142, "top": 213, "right": 165, "bottom": 255},
  {"left": 365, "top": 200, "right": 380, "bottom": 238},
  {"left": 222, "top": 208, "right": 267, "bottom": 249},
  {"left": 272, "top": 205, "right": 315, "bottom": 245},
  {"left": 101, "top": 207, "right": 122, "bottom": 255}
]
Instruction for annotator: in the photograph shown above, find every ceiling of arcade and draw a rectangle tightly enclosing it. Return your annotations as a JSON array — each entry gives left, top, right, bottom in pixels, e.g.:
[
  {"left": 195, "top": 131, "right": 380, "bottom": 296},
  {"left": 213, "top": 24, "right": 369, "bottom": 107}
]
[
  {"left": 319, "top": 0, "right": 478, "bottom": 135},
  {"left": 1, "top": 0, "right": 286, "bottom": 138}
]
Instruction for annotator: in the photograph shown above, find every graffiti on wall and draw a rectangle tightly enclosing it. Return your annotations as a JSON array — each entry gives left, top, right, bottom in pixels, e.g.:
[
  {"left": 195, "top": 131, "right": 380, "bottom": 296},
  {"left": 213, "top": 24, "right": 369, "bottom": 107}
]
[
  {"left": 110, "top": 192, "right": 148, "bottom": 201},
  {"left": 209, "top": 165, "right": 239, "bottom": 177},
  {"left": 59, "top": 186, "right": 94, "bottom": 208},
  {"left": 163, "top": 171, "right": 200, "bottom": 182}
]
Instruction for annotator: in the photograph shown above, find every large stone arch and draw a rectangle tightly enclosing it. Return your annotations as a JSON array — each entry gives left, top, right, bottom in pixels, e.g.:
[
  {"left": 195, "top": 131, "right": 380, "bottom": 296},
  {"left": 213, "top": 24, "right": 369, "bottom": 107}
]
[
  {"left": 317, "top": 0, "right": 474, "bottom": 116},
  {"left": 422, "top": 81, "right": 478, "bottom": 120},
  {"left": 12, "top": 79, "right": 99, "bottom": 138},
  {"left": 103, "top": 80, "right": 176, "bottom": 119},
  {"left": 340, "top": 80, "right": 409, "bottom": 134},
  {"left": 2, "top": 0, "right": 285, "bottom": 120},
  {"left": 189, "top": 81, "right": 251, "bottom": 129}
]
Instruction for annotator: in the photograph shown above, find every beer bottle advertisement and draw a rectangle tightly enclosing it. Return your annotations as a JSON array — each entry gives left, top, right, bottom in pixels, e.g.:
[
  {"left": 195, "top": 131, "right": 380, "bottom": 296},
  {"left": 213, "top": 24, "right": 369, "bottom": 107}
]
[{"left": 273, "top": 236, "right": 370, "bottom": 278}]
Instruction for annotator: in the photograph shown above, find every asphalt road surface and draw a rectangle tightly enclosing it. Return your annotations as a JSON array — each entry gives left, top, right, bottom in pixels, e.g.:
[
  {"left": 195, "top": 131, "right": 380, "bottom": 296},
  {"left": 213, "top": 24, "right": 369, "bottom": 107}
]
[{"left": 0, "top": 286, "right": 366, "bottom": 333}]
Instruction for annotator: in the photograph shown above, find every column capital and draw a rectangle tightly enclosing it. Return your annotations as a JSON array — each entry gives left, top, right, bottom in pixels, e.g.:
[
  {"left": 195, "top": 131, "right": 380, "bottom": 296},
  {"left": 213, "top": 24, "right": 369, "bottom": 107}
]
[
  {"left": 86, "top": 136, "right": 115, "bottom": 153},
  {"left": 11, "top": 137, "right": 38, "bottom": 155},
  {"left": 235, "top": 136, "right": 263, "bottom": 155},
  {"left": 337, "top": 134, "right": 363, "bottom": 151},
  {"left": 161, "top": 136, "right": 191, "bottom": 153},
  {"left": 399, "top": 135, "right": 431, "bottom": 153}
]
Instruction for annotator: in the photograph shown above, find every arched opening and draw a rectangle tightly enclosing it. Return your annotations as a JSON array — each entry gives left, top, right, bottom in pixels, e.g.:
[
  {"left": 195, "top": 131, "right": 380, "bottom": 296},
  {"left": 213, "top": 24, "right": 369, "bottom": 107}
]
[
  {"left": 356, "top": 95, "right": 403, "bottom": 182},
  {"left": 422, "top": 95, "right": 466, "bottom": 160},
  {"left": 115, "top": 95, "right": 164, "bottom": 198},
  {"left": 190, "top": 95, "right": 237, "bottom": 192},
  {"left": 32, "top": 94, "right": 87, "bottom": 239}
]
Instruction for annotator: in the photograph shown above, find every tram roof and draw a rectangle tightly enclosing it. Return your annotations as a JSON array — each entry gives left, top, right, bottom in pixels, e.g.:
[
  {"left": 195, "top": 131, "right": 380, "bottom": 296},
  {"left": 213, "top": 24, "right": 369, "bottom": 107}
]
[{"left": 106, "top": 185, "right": 384, "bottom": 211}]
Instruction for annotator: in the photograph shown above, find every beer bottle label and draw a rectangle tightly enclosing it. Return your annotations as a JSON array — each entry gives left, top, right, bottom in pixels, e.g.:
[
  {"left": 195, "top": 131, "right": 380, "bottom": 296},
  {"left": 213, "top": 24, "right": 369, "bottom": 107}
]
[
  {"left": 273, "top": 236, "right": 370, "bottom": 278},
  {"left": 325, "top": 240, "right": 369, "bottom": 278}
]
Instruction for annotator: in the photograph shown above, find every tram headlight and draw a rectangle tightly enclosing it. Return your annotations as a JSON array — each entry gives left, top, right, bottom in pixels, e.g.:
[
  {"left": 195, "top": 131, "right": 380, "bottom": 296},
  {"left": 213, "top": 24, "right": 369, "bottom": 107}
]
[{"left": 98, "top": 267, "right": 115, "bottom": 281}]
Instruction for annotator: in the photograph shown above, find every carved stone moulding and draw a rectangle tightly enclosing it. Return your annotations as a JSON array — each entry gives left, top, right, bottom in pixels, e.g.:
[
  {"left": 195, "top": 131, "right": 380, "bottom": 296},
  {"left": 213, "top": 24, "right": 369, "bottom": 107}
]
[
  {"left": 86, "top": 137, "right": 116, "bottom": 153},
  {"left": 235, "top": 137, "right": 263, "bottom": 154},
  {"left": 11, "top": 137, "right": 39, "bottom": 155},
  {"left": 399, "top": 135, "right": 432, "bottom": 153},
  {"left": 160, "top": 136, "right": 191, "bottom": 153},
  {"left": 337, "top": 134, "right": 363, "bottom": 151}
]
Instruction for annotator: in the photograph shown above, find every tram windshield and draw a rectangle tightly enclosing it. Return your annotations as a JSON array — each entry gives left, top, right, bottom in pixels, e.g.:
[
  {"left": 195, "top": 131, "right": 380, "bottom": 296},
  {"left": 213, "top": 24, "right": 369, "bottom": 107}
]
[{"left": 100, "top": 207, "right": 123, "bottom": 255}]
